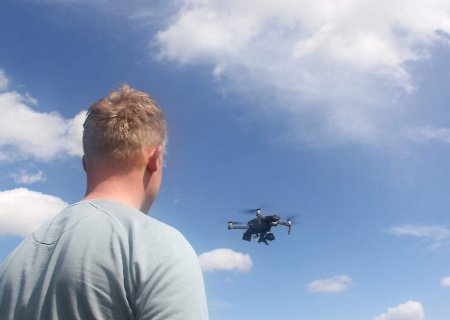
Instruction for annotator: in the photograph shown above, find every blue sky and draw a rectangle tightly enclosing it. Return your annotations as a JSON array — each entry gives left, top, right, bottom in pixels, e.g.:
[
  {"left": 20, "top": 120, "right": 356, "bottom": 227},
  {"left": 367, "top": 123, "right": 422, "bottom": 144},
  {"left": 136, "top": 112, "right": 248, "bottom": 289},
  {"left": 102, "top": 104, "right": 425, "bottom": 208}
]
[{"left": 1, "top": 1, "right": 450, "bottom": 319}]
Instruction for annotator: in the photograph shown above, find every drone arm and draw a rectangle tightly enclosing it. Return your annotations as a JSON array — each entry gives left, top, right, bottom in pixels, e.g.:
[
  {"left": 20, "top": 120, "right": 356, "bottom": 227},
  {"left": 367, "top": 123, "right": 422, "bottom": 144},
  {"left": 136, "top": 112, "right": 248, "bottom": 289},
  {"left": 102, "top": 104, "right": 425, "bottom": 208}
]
[
  {"left": 277, "top": 220, "right": 292, "bottom": 234},
  {"left": 228, "top": 225, "right": 248, "bottom": 230},
  {"left": 227, "top": 222, "right": 249, "bottom": 230}
]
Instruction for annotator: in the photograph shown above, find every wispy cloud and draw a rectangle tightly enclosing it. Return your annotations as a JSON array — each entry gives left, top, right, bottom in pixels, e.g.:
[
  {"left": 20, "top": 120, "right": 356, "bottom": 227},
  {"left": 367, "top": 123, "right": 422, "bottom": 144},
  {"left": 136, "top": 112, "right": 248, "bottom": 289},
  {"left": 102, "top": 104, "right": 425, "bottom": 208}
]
[
  {"left": 441, "top": 276, "right": 450, "bottom": 287},
  {"left": 307, "top": 275, "right": 352, "bottom": 294},
  {"left": 198, "top": 248, "right": 253, "bottom": 272},
  {"left": 0, "top": 70, "right": 86, "bottom": 161},
  {"left": 9, "top": 169, "right": 46, "bottom": 185},
  {"left": 406, "top": 126, "right": 450, "bottom": 144},
  {"left": 389, "top": 224, "right": 450, "bottom": 250},
  {"left": 373, "top": 300, "right": 424, "bottom": 320},
  {"left": 0, "top": 188, "right": 68, "bottom": 236}
]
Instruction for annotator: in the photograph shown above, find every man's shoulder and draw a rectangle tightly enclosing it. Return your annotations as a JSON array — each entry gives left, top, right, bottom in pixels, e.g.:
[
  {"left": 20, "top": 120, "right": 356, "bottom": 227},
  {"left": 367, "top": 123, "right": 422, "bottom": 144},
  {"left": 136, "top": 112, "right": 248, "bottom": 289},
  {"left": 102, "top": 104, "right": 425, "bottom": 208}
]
[
  {"left": 81, "top": 200, "right": 197, "bottom": 265},
  {"left": 78, "top": 199, "right": 188, "bottom": 245}
]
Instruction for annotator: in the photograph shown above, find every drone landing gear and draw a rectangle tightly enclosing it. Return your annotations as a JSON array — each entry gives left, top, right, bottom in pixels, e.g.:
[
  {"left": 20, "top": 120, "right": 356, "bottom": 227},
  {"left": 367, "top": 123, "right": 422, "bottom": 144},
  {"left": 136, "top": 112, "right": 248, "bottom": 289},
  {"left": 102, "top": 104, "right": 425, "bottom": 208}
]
[
  {"left": 258, "top": 236, "right": 269, "bottom": 245},
  {"left": 265, "top": 232, "right": 275, "bottom": 241},
  {"left": 258, "top": 232, "right": 275, "bottom": 245}
]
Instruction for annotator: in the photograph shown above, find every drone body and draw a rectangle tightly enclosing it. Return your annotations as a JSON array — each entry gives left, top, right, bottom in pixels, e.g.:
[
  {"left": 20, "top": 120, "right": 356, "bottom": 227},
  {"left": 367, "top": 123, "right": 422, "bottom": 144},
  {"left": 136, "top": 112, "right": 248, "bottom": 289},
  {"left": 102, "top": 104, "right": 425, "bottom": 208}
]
[{"left": 227, "top": 208, "right": 292, "bottom": 245}]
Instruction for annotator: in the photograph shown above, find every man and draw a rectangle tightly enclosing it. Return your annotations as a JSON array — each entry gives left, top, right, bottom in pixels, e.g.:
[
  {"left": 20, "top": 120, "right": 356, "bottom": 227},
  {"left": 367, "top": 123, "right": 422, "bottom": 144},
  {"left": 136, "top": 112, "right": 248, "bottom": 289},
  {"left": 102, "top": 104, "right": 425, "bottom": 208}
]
[{"left": 0, "top": 85, "right": 209, "bottom": 319}]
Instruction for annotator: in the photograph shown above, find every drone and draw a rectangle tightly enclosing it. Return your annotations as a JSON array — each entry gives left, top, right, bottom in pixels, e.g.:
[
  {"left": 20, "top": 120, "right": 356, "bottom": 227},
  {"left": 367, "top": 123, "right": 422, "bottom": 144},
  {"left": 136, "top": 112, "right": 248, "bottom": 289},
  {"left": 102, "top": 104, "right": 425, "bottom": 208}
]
[{"left": 227, "top": 208, "right": 292, "bottom": 245}]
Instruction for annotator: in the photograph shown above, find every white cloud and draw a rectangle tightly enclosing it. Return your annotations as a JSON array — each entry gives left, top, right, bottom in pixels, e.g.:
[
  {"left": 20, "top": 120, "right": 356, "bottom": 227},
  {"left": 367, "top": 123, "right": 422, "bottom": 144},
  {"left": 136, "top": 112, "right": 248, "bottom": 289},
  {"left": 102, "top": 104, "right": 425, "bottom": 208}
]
[
  {"left": 0, "top": 89, "right": 86, "bottom": 161},
  {"left": 65, "top": 110, "right": 88, "bottom": 157},
  {"left": 9, "top": 169, "right": 46, "bottom": 185},
  {"left": 155, "top": 0, "right": 450, "bottom": 146},
  {"left": 198, "top": 248, "right": 253, "bottom": 272},
  {"left": 156, "top": 0, "right": 450, "bottom": 89},
  {"left": 307, "top": 275, "right": 352, "bottom": 293},
  {"left": 0, "top": 188, "right": 68, "bottom": 236},
  {"left": 373, "top": 301, "right": 424, "bottom": 320},
  {"left": 0, "top": 69, "right": 8, "bottom": 91},
  {"left": 390, "top": 224, "right": 450, "bottom": 250},
  {"left": 441, "top": 276, "right": 450, "bottom": 287}
]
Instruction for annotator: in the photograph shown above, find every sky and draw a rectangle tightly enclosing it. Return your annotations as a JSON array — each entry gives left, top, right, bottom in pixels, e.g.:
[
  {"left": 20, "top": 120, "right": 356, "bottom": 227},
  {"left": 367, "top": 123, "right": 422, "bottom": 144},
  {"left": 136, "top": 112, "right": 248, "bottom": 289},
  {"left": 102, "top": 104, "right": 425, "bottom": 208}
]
[{"left": 1, "top": 0, "right": 450, "bottom": 319}]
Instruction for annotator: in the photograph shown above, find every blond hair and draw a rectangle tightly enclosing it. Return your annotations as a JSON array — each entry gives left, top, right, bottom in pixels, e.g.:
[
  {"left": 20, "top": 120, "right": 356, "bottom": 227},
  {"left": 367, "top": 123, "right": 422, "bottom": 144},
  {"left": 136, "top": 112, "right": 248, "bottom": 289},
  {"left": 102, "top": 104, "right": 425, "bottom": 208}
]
[{"left": 83, "top": 85, "right": 167, "bottom": 165}]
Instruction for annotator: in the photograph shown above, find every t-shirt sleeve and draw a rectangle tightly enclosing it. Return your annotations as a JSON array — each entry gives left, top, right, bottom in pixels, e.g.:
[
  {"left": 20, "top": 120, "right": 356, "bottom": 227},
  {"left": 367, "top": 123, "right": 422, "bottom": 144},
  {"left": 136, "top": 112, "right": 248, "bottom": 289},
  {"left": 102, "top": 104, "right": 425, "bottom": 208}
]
[{"left": 131, "top": 228, "right": 209, "bottom": 320}]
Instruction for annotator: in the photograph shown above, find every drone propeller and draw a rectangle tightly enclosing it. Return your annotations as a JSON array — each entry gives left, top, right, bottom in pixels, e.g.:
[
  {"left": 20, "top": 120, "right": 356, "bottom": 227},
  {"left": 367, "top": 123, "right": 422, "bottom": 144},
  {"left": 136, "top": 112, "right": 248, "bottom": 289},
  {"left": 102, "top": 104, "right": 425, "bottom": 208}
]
[{"left": 286, "top": 215, "right": 299, "bottom": 223}]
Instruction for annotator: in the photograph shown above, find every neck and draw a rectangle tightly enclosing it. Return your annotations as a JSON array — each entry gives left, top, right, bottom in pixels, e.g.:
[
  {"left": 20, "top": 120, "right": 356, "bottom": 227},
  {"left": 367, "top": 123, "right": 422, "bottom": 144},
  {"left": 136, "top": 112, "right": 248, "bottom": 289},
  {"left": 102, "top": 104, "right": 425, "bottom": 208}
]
[{"left": 84, "top": 171, "right": 148, "bottom": 212}]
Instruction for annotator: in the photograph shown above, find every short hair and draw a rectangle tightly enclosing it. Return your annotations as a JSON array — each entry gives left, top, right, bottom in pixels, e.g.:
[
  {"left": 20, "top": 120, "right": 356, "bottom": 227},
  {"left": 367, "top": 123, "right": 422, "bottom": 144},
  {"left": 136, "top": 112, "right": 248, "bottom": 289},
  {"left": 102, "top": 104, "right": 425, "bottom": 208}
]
[{"left": 83, "top": 84, "right": 167, "bottom": 165}]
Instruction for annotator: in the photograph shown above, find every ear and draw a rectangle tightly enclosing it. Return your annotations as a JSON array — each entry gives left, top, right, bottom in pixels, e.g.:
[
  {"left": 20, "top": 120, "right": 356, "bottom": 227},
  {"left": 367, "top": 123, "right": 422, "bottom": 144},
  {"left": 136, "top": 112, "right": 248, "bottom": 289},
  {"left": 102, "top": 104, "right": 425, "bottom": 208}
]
[
  {"left": 82, "top": 155, "right": 87, "bottom": 173},
  {"left": 145, "top": 146, "right": 163, "bottom": 173}
]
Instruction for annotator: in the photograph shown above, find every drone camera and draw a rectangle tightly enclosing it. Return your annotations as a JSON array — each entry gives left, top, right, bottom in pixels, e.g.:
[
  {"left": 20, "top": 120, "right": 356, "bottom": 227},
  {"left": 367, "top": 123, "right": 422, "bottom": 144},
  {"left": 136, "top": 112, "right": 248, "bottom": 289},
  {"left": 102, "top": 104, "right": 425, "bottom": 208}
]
[{"left": 265, "top": 232, "right": 275, "bottom": 241}]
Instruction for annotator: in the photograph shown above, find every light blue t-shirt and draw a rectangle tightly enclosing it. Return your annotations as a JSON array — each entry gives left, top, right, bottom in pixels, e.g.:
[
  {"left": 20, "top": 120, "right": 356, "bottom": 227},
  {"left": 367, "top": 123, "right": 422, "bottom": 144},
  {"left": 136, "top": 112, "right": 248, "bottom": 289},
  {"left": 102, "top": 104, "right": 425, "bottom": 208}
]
[{"left": 0, "top": 200, "right": 209, "bottom": 320}]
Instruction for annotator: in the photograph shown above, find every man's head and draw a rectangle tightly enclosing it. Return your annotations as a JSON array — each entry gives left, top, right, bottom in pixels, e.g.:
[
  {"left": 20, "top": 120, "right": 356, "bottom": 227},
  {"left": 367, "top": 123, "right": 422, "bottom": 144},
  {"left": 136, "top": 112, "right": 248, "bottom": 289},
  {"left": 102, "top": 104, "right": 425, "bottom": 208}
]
[
  {"left": 83, "top": 84, "right": 167, "bottom": 165},
  {"left": 82, "top": 85, "right": 167, "bottom": 211}
]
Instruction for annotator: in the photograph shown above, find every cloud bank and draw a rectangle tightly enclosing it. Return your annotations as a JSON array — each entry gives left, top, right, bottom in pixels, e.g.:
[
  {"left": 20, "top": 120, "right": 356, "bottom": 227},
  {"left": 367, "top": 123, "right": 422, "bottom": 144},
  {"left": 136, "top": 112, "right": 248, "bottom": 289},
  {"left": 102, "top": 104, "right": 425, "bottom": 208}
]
[
  {"left": 0, "top": 188, "right": 68, "bottom": 236},
  {"left": 155, "top": 0, "right": 450, "bottom": 146},
  {"left": 307, "top": 275, "right": 352, "bottom": 293},
  {"left": 373, "top": 301, "right": 424, "bottom": 320},
  {"left": 198, "top": 248, "right": 253, "bottom": 272}
]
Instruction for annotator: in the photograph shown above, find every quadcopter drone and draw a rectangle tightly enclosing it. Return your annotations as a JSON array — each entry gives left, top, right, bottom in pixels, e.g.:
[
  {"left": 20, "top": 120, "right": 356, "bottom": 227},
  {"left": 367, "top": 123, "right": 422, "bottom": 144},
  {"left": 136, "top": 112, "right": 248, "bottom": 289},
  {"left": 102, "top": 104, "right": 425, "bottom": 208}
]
[{"left": 227, "top": 208, "right": 292, "bottom": 245}]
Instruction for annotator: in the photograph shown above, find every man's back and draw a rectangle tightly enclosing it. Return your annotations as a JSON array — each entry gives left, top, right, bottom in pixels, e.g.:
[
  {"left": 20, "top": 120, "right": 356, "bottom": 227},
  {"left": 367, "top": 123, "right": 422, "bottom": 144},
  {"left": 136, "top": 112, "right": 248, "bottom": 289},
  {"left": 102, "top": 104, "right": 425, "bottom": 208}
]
[{"left": 0, "top": 200, "right": 208, "bottom": 320}]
